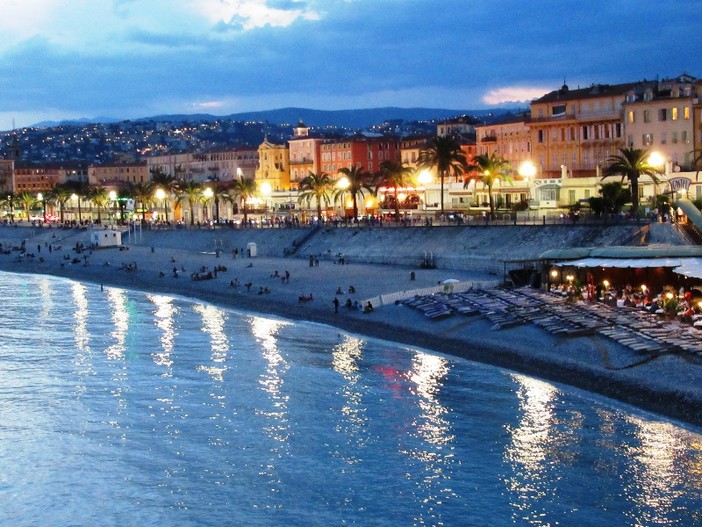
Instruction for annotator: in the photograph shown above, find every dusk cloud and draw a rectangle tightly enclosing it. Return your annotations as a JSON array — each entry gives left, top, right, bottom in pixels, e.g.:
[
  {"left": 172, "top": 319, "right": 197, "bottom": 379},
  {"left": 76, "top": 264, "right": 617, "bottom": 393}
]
[{"left": 0, "top": 0, "right": 700, "bottom": 130}]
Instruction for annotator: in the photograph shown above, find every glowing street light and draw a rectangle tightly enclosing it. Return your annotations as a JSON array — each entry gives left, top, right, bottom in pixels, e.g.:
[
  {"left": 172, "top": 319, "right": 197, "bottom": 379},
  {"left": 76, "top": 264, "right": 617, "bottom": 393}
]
[
  {"left": 336, "top": 176, "right": 350, "bottom": 190},
  {"left": 648, "top": 151, "right": 665, "bottom": 168},
  {"left": 37, "top": 192, "right": 45, "bottom": 223}
]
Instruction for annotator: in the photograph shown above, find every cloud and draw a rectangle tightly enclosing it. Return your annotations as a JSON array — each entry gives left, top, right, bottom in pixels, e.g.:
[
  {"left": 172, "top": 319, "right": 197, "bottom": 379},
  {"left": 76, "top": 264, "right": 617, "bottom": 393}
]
[
  {"left": 0, "top": 0, "right": 701, "bottom": 130},
  {"left": 482, "top": 87, "right": 553, "bottom": 106}
]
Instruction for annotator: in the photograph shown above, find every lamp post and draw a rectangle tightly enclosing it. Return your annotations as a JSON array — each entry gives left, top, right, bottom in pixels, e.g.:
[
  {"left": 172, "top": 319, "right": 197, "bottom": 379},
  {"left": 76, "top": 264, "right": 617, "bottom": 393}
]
[
  {"left": 336, "top": 176, "right": 350, "bottom": 220},
  {"left": 155, "top": 188, "right": 167, "bottom": 223},
  {"left": 647, "top": 151, "right": 666, "bottom": 211},
  {"left": 37, "top": 192, "right": 46, "bottom": 223},
  {"left": 518, "top": 161, "right": 536, "bottom": 205},
  {"left": 203, "top": 187, "right": 214, "bottom": 224}
]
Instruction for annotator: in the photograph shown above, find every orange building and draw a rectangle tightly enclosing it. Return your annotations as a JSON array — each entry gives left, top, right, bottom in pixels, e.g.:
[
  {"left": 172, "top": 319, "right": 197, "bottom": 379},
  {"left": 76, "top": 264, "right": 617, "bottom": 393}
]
[{"left": 320, "top": 134, "right": 401, "bottom": 175}]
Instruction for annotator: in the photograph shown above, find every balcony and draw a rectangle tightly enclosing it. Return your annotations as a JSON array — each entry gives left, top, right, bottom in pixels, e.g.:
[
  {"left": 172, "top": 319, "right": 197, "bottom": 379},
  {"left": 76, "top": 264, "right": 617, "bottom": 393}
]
[{"left": 290, "top": 158, "right": 313, "bottom": 166}]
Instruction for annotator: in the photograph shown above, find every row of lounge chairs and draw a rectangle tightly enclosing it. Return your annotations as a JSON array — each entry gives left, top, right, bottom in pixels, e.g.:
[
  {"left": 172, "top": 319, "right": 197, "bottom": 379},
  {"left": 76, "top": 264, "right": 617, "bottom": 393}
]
[{"left": 401, "top": 286, "right": 702, "bottom": 358}]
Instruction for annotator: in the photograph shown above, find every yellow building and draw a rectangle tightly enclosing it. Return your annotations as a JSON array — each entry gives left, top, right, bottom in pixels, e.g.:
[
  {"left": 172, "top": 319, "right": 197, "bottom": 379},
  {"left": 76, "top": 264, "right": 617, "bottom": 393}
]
[
  {"left": 256, "top": 138, "right": 290, "bottom": 191},
  {"left": 529, "top": 82, "right": 637, "bottom": 179}
]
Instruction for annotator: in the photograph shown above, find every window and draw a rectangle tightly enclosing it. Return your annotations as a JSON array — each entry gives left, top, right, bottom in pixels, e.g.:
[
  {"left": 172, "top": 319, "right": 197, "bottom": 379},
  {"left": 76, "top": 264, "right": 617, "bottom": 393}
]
[
  {"left": 643, "top": 110, "right": 651, "bottom": 123},
  {"left": 537, "top": 130, "right": 545, "bottom": 143},
  {"left": 642, "top": 133, "right": 653, "bottom": 146},
  {"left": 683, "top": 131, "right": 689, "bottom": 144},
  {"left": 672, "top": 132, "right": 678, "bottom": 144},
  {"left": 661, "top": 132, "right": 667, "bottom": 145},
  {"left": 581, "top": 126, "right": 589, "bottom": 140},
  {"left": 627, "top": 110, "right": 635, "bottom": 123},
  {"left": 659, "top": 108, "right": 667, "bottom": 121},
  {"left": 684, "top": 107, "right": 691, "bottom": 120},
  {"left": 569, "top": 190, "right": 576, "bottom": 204},
  {"left": 672, "top": 107, "right": 679, "bottom": 120}
]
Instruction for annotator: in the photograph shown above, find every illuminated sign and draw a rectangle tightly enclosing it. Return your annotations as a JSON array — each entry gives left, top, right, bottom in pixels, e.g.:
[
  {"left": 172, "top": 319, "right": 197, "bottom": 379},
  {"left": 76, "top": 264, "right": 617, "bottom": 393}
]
[{"left": 669, "top": 177, "right": 691, "bottom": 193}]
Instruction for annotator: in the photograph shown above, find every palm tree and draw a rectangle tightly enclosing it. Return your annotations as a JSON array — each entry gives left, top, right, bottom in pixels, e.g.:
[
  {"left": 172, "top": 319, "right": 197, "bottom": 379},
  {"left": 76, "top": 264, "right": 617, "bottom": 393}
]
[
  {"left": 88, "top": 186, "right": 109, "bottom": 224},
  {"left": 130, "top": 182, "right": 153, "bottom": 223},
  {"left": 692, "top": 149, "right": 702, "bottom": 182},
  {"left": 175, "top": 180, "right": 202, "bottom": 226},
  {"left": 333, "top": 165, "right": 374, "bottom": 222},
  {"left": 16, "top": 191, "right": 37, "bottom": 221},
  {"left": 65, "top": 181, "right": 88, "bottom": 223},
  {"left": 1, "top": 192, "right": 16, "bottom": 222},
  {"left": 467, "top": 152, "right": 512, "bottom": 219},
  {"left": 151, "top": 169, "right": 178, "bottom": 222},
  {"left": 297, "top": 171, "right": 334, "bottom": 223},
  {"left": 49, "top": 184, "right": 72, "bottom": 223},
  {"left": 416, "top": 136, "right": 468, "bottom": 217},
  {"left": 230, "top": 176, "right": 258, "bottom": 227},
  {"left": 602, "top": 147, "right": 662, "bottom": 218},
  {"left": 375, "top": 160, "right": 413, "bottom": 221}
]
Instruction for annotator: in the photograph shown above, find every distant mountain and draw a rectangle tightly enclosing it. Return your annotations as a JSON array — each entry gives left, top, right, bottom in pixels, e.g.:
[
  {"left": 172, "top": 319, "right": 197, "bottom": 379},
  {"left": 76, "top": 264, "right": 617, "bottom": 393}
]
[
  {"left": 146, "top": 107, "right": 515, "bottom": 129},
  {"left": 31, "top": 107, "right": 518, "bottom": 131},
  {"left": 31, "top": 116, "right": 122, "bottom": 127}
]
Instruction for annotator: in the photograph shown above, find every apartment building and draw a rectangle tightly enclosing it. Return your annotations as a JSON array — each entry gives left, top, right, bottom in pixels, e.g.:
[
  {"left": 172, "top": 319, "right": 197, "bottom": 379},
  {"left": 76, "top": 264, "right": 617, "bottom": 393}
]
[
  {"left": 623, "top": 74, "right": 700, "bottom": 169},
  {"left": 529, "top": 82, "right": 640, "bottom": 179},
  {"left": 13, "top": 163, "right": 88, "bottom": 193},
  {"left": 320, "top": 135, "right": 401, "bottom": 175},
  {"left": 88, "top": 162, "right": 149, "bottom": 187},
  {"left": 146, "top": 147, "right": 258, "bottom": 183},
  {"left": 287, "top": 120, "right": 326, "bottom": 186}
]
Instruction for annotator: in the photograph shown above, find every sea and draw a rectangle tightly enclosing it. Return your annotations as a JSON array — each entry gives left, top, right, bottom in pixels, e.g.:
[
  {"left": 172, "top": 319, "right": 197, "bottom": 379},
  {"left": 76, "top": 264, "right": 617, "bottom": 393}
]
[{"left": 1, "top": 270, "right": 701, "bottom": 527}]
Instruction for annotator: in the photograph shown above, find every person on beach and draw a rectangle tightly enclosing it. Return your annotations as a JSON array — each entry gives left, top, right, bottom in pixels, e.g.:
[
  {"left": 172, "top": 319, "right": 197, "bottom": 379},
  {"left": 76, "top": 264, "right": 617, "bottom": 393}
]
[{"left": 333, "top": 297, "right": 339, "bottom": 313}]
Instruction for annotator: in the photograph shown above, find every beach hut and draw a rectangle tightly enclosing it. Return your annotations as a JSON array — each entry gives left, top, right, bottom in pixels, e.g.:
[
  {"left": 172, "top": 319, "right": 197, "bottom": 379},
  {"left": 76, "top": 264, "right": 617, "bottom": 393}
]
[{"left": 90, "top": 229, "right": 122, "bottom": 249}]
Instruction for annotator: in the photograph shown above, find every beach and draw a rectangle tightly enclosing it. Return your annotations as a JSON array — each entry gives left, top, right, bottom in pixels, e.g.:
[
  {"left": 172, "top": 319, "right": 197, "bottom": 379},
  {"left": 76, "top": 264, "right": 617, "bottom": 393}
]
[{"left": 2, "top": 223, "right": 702, "bottom": 427}]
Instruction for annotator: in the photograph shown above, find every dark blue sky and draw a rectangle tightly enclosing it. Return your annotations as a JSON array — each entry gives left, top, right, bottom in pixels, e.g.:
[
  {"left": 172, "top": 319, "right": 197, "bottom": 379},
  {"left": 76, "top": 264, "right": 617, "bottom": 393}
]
[{"left": 1, "top": 0, "right": 700, "bottom": 130}]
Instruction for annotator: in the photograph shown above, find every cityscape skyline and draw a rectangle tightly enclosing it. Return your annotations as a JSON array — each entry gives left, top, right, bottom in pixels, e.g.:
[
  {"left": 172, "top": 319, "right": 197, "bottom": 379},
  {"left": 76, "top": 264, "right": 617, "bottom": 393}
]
[{"left": 1, "top": 0, "right": 701, "bottom": 131}]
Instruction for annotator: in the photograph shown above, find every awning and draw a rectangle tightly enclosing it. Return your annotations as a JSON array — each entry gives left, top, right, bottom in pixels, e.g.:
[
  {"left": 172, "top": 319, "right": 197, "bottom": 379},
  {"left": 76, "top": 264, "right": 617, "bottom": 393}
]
[
  {"left": 673, "top": 258, "right": 702, "bottom": 279},
  {"left": 555, "top": 257, "right": 683, "bottom": 269}
]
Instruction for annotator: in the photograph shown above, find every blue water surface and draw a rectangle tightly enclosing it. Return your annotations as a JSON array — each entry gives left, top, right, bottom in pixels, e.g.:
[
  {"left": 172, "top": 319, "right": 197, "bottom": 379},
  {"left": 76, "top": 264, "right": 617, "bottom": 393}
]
[{"left": 1, "top": 271, "right": 701, "bottom": 527}]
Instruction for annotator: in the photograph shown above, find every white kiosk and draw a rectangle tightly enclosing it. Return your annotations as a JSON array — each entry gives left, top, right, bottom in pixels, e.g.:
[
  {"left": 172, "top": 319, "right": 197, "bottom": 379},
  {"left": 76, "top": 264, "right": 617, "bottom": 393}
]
[{"left": 90, "top": 229, "right": 122, "bottom": 249}]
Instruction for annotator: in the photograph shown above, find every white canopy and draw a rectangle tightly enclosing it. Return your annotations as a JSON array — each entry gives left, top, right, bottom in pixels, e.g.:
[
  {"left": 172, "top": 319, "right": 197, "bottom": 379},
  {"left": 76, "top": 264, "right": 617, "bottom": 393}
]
[
  {"left": 554, "top": 256, "right": 702, "bottom": 279},
  {"left": 555, "top": 257, "right": 684, "bottom": 269}
]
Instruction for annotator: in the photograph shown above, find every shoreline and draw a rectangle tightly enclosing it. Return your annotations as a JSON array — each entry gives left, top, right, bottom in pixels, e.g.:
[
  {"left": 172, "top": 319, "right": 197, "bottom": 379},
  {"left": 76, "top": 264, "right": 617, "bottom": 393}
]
[{"left": 2, "top": 226, "right": 702, "bottom": 428}]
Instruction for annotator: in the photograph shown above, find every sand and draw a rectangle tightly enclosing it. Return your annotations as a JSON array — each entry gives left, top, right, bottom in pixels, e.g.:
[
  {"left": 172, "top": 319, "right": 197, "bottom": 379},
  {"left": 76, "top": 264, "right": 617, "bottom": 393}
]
[{"left": 2, "top": 224, "right": 702, "bottom": 428}]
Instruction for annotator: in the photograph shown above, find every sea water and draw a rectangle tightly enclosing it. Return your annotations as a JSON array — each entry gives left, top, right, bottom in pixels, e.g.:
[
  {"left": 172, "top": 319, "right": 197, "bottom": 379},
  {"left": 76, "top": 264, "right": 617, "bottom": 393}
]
[{"left": 1, "top": 271, "right": 701, "bottom": 527}]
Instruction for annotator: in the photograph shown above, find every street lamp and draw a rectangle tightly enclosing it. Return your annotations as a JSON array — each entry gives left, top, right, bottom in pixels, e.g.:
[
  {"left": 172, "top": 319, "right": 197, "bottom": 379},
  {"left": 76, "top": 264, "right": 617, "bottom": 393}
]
[
  {"left": 155, "top": 188, "right": 167, "bottom": 223},
  {"left": 203, "top": 187, "right": 214, "bottom": 223},
  {"left": 647, "top": 152, "right": 666, "bottom": 210},
  {"left": 518, "top": 160, "right": 536, "bottom": 206},
  {"left": 37, "top": 192, "right": 46, "bottom": 223}
]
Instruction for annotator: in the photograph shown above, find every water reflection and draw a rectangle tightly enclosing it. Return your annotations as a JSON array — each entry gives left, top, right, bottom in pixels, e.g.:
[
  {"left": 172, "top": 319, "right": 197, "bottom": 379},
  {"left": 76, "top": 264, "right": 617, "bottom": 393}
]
[
  {"left": 405, "top": 350, "right": 456, "bottom": 525},
  {"left": 148, "top": 295, "right": 177, "bottom": 373},
  {"left": 624, "top": 416, "right": 702, "bottom": 525},
  {"left": 331, "top": 335, "right": 368, "bottom": 460},
  {"left": 504, "top": 373, "right": 560, "bottom": 525},
  {"left": 249, "top": 316, "right": 291, "bottom": 505},
  {"left": 105, "top": 288, "right": 129, "bottom": 360},
  {"left": 38, "top": 276, "right": 52, "bottom": 322},
  {"left": 71, "top": 282, "right": 90, "bottom": 354},
  {"left": 194, "top": 304, "right": 229, "bottom": 381}
]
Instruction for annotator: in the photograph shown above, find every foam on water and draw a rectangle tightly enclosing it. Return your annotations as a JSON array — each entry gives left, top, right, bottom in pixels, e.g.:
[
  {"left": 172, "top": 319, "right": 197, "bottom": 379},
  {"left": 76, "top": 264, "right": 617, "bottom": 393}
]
[{"left": 1, "top": 271, "right": 701, "bottom": 527}]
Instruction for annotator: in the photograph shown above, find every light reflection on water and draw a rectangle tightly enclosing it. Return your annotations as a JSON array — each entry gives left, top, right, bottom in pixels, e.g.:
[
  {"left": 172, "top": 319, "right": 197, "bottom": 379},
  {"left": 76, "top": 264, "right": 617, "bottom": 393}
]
[{"left": 1, "top": 272, "right": 702, "bottom": 527}]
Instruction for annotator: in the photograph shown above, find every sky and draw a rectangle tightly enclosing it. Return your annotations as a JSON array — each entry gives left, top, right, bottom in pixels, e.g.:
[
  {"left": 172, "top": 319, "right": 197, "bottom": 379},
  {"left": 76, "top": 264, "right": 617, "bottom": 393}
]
[{"left": 0, "top": 0, "right": 701, "bottom": 131}]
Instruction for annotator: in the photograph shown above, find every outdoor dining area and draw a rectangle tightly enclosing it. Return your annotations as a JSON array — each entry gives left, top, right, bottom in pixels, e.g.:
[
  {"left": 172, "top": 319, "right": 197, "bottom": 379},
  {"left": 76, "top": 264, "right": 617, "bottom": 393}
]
[{"left": 399, "top": 245, "right": 702, "bottom": 359}]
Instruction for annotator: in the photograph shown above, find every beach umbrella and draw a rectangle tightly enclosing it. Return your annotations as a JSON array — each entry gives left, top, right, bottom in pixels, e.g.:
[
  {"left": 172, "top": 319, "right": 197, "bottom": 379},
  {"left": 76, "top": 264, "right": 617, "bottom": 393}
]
[{"left": 442, "top": 278, "right": 460, "bottom": 284}]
